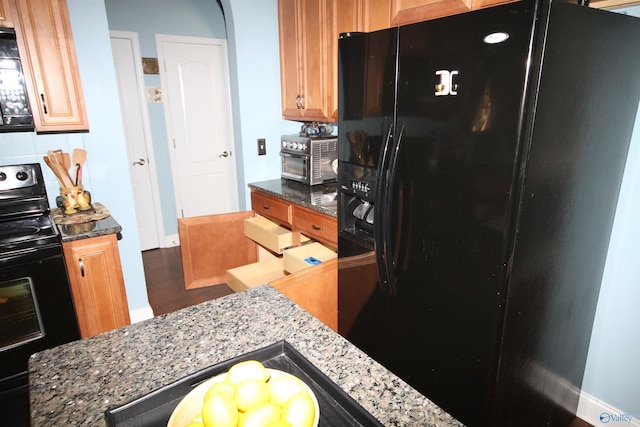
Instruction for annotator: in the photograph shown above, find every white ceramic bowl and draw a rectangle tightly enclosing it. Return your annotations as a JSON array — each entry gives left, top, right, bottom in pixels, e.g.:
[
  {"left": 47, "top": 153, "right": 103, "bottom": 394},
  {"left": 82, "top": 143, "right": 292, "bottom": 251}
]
[{"left": 167, "top": 368, "right": 320, "bottom": 427}]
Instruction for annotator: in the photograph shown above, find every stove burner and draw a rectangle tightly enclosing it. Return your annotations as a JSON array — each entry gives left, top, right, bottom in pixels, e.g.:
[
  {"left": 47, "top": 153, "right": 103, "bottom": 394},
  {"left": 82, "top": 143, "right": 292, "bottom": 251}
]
[{"left": 0, "top": 163, "right": 59, "bottom": 254}]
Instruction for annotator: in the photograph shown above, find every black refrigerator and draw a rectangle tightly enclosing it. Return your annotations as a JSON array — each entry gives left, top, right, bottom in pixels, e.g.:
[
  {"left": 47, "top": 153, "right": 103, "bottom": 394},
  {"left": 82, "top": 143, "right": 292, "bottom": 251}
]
[{"left": 337, "top": 1, "right": 640, "bottom": 426}]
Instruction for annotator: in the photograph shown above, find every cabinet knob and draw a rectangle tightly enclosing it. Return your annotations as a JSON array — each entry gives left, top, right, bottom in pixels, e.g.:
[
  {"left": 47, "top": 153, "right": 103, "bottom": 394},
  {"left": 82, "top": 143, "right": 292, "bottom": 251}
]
[
  {"left": 312, "top": 224, "right": 324, "bottom": 231},
  {"left": 79, "top": 258, "right": 85, "bottom": 277},
  {"left": 262, "top": 205, "right": 272, "bottom": 210}
]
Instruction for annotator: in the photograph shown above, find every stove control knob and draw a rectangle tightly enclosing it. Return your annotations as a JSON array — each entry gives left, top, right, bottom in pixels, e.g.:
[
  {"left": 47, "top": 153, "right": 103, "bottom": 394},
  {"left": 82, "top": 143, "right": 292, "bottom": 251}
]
[
  {"left": 0, "top": 172, "right": 5, "bottom": 181},
  {"left": 16, "top": 170, "right": 28, "bottom": 181}
]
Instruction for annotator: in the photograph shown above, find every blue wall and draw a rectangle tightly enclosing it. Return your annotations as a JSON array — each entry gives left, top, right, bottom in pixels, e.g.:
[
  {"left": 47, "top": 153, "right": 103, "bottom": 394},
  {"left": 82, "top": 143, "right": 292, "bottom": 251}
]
[
  {"left": 105, "top": 0, "right": 299, "bottom": 239},
  {"left": 0, "top": 1, "right": 150, "bottom": 315}
]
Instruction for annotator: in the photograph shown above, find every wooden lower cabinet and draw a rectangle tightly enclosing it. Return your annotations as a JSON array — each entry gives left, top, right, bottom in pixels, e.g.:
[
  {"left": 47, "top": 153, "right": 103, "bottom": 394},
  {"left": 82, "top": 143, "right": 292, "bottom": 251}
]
[
  {"left": 62, "top": 234, "right": 130, "bottom": 338},
  {"left": 178, "top": 191, "right": 338, "bottom": 331},
  {"left": 270, "top": 258, "right": 337, "bottom": 331}
]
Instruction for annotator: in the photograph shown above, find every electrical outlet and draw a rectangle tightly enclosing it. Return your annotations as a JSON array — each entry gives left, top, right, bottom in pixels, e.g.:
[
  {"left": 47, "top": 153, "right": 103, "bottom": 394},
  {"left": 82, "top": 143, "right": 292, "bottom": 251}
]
[{"left": 257, "top": 138, "right": 266, "bottom": 156}]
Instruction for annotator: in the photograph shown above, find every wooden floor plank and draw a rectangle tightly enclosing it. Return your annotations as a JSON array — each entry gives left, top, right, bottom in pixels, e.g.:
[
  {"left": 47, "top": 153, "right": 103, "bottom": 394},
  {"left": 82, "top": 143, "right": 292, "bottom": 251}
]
[{"left": 142, "top": 246, "right": 234, "bottom": 316}]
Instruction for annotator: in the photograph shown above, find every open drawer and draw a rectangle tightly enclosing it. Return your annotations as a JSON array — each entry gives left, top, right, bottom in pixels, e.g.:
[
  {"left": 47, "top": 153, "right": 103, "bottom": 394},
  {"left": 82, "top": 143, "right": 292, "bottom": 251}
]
[
  {"left": 283, "top": 242, "right": 337, "bottom": 274},
  {"left": 244, "top": 215, "right": 309, "bottom": 254},
  {"left": 226, "top": 258, "right": 287, "bottom": 292}
]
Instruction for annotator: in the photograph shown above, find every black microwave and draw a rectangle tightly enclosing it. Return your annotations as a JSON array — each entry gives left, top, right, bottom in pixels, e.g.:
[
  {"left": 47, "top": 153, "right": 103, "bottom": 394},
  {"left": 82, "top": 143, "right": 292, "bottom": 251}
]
[{"left": 0, "top": 27, "right": 33, "bottom": 132}]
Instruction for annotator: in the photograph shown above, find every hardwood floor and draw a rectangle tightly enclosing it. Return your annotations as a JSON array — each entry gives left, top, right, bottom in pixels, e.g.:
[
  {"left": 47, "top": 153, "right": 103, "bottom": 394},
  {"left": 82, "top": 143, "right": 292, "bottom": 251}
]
[
  {"left": 142, "top": 246, "right": 234, "bottom": 316},
  {"left": 141, "top": 247, "right": 594, "bottom": 427}
]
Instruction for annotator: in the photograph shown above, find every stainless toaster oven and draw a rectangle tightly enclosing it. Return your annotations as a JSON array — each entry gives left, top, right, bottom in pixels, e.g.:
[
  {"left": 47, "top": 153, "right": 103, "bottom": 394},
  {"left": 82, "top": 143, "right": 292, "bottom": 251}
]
[{"left": 280, "top": 135, "right": 337, "bottom": 185}]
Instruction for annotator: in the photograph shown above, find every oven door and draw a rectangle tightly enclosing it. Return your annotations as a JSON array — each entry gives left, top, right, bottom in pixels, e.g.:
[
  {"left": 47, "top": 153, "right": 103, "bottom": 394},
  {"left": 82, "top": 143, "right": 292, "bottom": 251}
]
[
  {"left": 281, "top": 151, "right": 310, "bottom": 184},
  {"left": 0, "top": 245, "right": 79, "bottom": 378}
]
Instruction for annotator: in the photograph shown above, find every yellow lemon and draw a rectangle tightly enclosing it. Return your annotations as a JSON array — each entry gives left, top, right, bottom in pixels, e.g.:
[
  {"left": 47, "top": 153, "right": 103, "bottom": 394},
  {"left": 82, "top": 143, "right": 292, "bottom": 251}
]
[
  {"left": 267, "top": 376, "right": 305, "bottom": 407},
  {"left": 281, "top": 392, "right": 315, "bottom": 427},
  {"left": 205, "top": 380, "right": 236, "bottom": 401},
  {"left": 238, "top": 402, "right": 281, "bottom": 427},
  {"left": 234, "top": 379, "right": 270, "bottom": 412},
  {"left": 265, "top": 421, "right": 293, "bottom": 427},
  {"left": 202, "top": 391, "right": 239, "bottom": 427},
  {"left": 185, "top": 422, "right": 205, "bottom": 427},
  {"left": 226, "top": 360, "right": 269, "bottom": 385}
]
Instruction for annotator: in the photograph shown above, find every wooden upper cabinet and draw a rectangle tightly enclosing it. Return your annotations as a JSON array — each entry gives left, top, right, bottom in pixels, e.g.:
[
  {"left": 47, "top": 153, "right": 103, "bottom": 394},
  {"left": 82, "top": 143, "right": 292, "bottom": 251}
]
[
  {"left": 0, "top": 0, "right": 14, "bottom": 28},
  {"left": 389, "top": 0, "right": 473, "bottom": 26},
  {"left": 279, "top": 0, "right": 367, "bottom": 123},
  {"left": 279, "top": 0, "right": 333, "bottom": 122},
  {"left": 328, "top": 0, "right": 366, "bottom": 121},
  {"left": 590, "top": 0, "right": 640, "bottom": 9},
  {"left": 10, "top": 0, "right": 89, "bottom": 132}
]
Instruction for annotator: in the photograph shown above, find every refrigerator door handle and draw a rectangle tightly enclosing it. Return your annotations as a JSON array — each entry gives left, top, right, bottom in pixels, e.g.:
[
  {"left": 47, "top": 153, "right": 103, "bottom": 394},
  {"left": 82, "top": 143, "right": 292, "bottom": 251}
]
[
  {"left": 375, "top": 123, "right": 394, "bottom": 292},
  {"left": 382, "top": 123, "right": 405, "bottom": 296}
]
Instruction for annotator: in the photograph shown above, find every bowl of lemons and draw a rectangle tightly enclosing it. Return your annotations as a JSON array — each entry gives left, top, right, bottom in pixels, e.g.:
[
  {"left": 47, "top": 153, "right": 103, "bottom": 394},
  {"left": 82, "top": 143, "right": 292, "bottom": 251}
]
[{"left": 168, "top": 360, "right": 319, "bottom": 427}]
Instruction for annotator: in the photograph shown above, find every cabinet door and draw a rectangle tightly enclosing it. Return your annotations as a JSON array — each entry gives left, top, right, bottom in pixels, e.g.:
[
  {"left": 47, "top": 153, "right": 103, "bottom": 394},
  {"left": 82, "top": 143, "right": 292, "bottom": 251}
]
[
  {"left": 0, "top": 0, "right": 13, "bottom": 28},
  {"left": 278, "top": 0, "right": 332, "bottom": 122},
  {"left": 10, "top": 0, "right": 89, "bottom": 132},
  {"left": 390, "top": 0, "right": 473, "bottom": 25},
  {"left": 278, "top": 0, "right": 304, "bottom": 119},
  {"left": 178, "top": 211, "right": 259, "bottom": 290},
  {"left": 63, "top": 234, "right": 130, "bottom": 338}
]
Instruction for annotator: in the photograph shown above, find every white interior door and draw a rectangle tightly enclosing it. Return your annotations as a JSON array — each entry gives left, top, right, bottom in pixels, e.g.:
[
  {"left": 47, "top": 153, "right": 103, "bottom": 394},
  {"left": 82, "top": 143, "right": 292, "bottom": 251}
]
[
  {"left": 110, "top": 31, "right": 162, "bottom": 250},
  {"left": 156, "top": 34, "right": 239, "bottom": 219}
]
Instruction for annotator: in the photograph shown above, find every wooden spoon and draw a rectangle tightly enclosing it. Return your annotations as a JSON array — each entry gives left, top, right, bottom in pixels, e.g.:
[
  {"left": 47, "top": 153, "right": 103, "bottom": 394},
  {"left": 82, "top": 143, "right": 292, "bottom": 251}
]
[
  {"left": 43, "top": 156, "right": 68, "bottom": 187},
  {"left": 47, "top": 150, "right": 73, "bottom": 187}
]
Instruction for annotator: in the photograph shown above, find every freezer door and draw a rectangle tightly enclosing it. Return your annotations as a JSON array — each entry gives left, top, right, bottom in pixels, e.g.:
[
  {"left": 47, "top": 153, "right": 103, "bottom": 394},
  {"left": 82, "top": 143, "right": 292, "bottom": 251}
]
[{"left": 383, "top": 4, "right": 536, "bottom": 425}]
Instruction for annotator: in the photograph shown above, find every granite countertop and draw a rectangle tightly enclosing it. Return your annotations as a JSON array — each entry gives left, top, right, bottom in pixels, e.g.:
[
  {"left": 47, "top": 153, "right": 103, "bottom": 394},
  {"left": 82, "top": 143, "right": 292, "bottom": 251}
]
[
  {"left": 249, "top": 179, "right": 338, "bottom": 218},
  {"left": 52, "top": 204, "right": 122, "bottom": 243},
  {"left": 28, "top": 286, "right": 463, "bottom": 426}
]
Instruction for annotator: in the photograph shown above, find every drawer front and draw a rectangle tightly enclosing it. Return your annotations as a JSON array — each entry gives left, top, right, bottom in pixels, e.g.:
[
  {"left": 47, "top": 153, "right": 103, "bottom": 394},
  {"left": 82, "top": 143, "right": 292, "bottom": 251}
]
[
  {"left": 251, "top": 191, "right": 292, "bottom": 225},
  {"left": 292, "top": 205, "right": 337, "bottom": 247}
]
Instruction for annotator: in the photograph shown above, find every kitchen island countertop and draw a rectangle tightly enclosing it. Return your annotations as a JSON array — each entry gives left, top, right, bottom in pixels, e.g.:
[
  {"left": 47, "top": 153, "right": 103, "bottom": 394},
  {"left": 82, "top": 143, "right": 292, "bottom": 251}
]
[{"left": 28, "top": 285, "right": 462, "bottom": 426}]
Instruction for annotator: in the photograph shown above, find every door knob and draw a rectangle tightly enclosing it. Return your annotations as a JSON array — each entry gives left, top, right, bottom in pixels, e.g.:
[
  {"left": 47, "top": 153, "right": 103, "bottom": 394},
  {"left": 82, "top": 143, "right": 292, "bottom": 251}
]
[
  {"left": 133, "top": 158, "right": 146, "bottom": 166},
  {"left": 219, "top": 151, "right": 231, "bottom": 158}
]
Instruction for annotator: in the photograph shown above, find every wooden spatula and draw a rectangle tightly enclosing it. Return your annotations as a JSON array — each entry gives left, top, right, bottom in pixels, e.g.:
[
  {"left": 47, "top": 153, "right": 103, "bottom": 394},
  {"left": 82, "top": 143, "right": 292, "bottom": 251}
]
[{"left": 72, "top": 148, "right": 87, "bottom": 185}]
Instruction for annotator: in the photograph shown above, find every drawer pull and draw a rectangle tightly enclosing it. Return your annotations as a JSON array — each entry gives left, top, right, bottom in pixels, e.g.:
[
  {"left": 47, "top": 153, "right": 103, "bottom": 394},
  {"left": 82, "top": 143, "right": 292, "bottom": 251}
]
[
  {"left": 79, "top": 258, "right": 85, "bottom": 277},
  {"left": 262, "top": 205, "right": 272, "bottom": 210},
  {"left": 312, "top": 224, "right": 324, "bottom": 231}
]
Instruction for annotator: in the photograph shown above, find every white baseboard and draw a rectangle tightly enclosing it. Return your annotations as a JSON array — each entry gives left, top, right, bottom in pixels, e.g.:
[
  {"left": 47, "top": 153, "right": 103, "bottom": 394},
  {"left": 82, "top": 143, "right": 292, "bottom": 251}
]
[
  {"left": 578, "top": 391, "right": 640, "bottom": 426},
  {"left": 129, "top": 305, "right": 154, "bottom": 323},
  {"left": 160, "top": 233, "right": 180, "bottom": 248}
]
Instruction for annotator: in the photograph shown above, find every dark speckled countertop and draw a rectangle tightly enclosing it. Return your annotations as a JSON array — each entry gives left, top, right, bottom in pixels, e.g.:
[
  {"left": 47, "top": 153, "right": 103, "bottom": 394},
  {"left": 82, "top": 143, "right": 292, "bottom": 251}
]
[
  {"left": 28, "top": 286, "right": 463, "bottom": 426},
  {"left": 249, "top": 179, "right": 338, "bottom": 218},
  {"left": 52, "top": 204, "right": 123, "bottom": 243}
]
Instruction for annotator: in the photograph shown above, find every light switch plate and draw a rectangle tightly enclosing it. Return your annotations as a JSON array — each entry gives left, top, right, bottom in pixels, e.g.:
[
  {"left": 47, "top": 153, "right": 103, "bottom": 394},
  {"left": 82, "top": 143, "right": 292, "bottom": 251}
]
[{"left": 146, "top": 86, "right": 162, "bottom": 103}]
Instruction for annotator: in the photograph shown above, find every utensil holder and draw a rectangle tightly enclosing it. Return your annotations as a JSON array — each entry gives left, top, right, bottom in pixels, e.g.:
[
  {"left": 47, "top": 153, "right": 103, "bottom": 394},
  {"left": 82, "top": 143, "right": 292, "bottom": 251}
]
[{"left": 59, "top": 185, "right": 91, "bottom": 214}]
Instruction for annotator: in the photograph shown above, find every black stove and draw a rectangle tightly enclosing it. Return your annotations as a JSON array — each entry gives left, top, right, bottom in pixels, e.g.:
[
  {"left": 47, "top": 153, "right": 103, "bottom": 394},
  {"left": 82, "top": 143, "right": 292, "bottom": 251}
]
[{"left": 0, "top": 163, "right": 80, "bottom": 426}]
